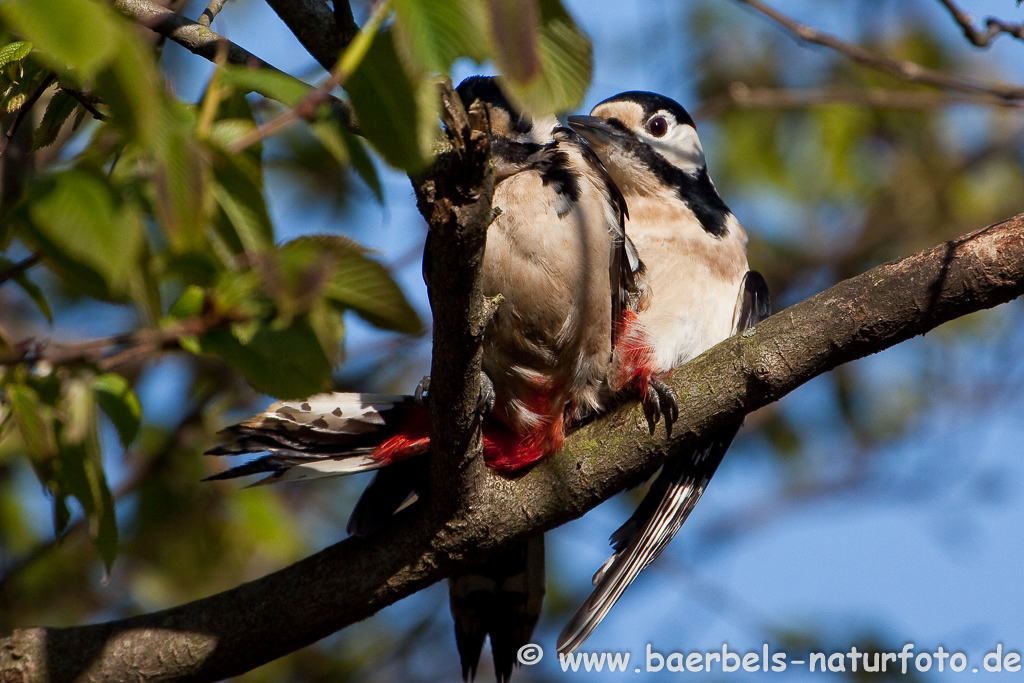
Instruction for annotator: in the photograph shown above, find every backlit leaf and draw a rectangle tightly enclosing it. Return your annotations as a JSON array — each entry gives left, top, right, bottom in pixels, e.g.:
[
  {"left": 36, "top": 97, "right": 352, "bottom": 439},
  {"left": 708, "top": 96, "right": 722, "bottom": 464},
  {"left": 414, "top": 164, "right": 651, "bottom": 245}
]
[{"left": 92, "top": 373, "right": 142, "bottom": 448}]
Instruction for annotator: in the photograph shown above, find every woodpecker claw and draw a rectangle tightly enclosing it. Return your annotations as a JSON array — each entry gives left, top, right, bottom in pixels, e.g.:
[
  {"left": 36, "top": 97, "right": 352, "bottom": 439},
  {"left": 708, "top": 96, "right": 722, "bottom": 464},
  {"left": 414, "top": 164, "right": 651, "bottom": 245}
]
[
  {"left": 477, "top": 372, "right": 496, "bottom": 415},
  {"left": 642, "top": 390, "right": 661, "bottom": 435},
  {"left": 639, "top": 378, "right": 677, "bottom": 437},
  {"left": 649, "top": 378, "right": 678, "bottom": 436},
  {"left": 414, "top": 373, "right": 494, "bottom": 415},
  {"left": 414, "top": 375, "right": 431, "bottom": 407}
]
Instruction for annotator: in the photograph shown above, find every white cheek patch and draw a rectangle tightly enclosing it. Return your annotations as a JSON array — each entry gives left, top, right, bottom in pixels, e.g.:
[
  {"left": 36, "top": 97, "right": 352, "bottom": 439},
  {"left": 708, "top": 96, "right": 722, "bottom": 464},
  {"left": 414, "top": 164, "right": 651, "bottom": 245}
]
[{"left": 647, "top": 117, "right": 706, "bottom": 174}]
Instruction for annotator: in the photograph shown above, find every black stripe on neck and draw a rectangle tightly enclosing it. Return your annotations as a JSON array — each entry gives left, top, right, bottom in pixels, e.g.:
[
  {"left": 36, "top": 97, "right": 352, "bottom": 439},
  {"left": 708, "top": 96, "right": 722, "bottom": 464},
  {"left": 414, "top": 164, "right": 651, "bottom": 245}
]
[{"left": 606, "top": 119, "right": 730, "bottom": 238}]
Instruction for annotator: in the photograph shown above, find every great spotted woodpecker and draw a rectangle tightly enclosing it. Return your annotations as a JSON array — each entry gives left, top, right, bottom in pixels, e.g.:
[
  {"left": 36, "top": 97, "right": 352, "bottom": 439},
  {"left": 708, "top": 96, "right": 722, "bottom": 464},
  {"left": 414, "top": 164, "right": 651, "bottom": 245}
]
[
  {"left": 558, "top": 92, "right": 771, "bottom": 654},
  {"left": 207, "top": 77, "right": 668, "bottom": 681}
]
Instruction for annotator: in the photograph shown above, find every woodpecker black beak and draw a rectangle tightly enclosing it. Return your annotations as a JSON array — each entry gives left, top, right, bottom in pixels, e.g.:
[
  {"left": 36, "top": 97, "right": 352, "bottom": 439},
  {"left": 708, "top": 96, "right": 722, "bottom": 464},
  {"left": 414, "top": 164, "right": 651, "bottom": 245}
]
[{"left": 567, "top": 115, "right": 625, "bottom": 143}]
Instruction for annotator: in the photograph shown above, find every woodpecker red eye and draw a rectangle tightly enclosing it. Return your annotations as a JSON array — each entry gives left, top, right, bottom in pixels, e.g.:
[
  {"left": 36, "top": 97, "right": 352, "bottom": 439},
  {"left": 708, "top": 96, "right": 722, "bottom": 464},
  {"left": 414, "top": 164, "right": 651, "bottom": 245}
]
[{"left": 647, "top": 116, "right": 668, "bottom": 137}]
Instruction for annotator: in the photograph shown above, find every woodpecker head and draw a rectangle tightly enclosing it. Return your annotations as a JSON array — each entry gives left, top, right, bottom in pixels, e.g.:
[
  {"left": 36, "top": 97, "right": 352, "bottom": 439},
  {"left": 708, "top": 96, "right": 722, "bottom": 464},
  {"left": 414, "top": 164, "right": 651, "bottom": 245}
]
[
  {"left": 568, "top": 91, "right": 730, "bottom": 236},
  {"left": 455, "top": 76, "right": 558, "bottom": 146}
]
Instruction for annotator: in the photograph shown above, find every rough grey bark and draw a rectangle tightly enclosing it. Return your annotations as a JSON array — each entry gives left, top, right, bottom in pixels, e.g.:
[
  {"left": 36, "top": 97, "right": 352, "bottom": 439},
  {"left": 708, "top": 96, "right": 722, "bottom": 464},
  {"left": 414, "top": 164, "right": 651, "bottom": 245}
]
[{"left": 2, "top": 213, "right": 1023, "bottom": 682}]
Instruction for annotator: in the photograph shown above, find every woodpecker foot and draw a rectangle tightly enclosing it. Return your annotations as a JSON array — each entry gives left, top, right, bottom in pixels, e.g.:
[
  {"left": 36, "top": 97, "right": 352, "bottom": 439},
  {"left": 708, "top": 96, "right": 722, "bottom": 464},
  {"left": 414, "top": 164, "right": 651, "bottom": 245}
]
[
  {"left": 641, "top": 378, "right": 678, "bottom": 436},
  {"left": 477, "top": 371, "right": 496, "bottom": 415},
  {"left": 414, "top": 375, "right": 431, "bottom": 407},
  {"left": 414, "top": 373, "right": 495, "bottom": 415}
]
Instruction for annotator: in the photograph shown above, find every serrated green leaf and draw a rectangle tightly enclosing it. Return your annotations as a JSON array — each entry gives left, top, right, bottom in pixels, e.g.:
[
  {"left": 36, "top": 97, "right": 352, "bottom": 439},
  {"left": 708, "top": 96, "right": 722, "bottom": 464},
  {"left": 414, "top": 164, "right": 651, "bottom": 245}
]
[
  {"left": 345, "top": 30, "right": 438, "bottom": 171},
  {"left": 497, "top": 0, "right": 591, "bottom": 116},
  {"left": 0, "top": 0, "right": 120, "bottom": 79},
  {"left": 33, "top": 89, "right": 79, "bottom": 150},
  {"left": 290, "top": 235, "right": 422, "bottom": 334},
  {"left": 200, "top": 318, "right": 333, "bottom": 399},
  {"left": 0, "top": 41, "right": 33, "bottom": 69},
  {"left": 92, "top": 373, "right": 141, "bottom": 448},
  {"left": 26, "top": 169, "right": 144, "bottom": 297},
  {"left": 392, "top": 0, "right": 491, "bottom": 74}
]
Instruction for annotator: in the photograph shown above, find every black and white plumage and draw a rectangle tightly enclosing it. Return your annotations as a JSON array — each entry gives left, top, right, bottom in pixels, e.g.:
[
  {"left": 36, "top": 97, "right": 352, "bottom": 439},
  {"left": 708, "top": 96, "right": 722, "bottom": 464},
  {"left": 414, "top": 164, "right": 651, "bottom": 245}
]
[{"left": 558, "top": 92, "right": 771, "bottom": 654}]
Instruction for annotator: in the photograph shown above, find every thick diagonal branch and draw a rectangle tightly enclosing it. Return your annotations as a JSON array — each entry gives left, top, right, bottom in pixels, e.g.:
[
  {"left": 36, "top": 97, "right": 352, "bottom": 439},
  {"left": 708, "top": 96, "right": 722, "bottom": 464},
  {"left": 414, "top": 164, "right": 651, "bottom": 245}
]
[{"left": 2, "top": 213, "right": 1023, "bottom": 682}]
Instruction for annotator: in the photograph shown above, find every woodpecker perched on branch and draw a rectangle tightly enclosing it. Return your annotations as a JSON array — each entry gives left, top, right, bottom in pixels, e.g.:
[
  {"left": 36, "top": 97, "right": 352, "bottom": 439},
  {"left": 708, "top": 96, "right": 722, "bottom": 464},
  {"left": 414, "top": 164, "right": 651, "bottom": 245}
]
[
  {"left": 558, "top": 92, "right": 771, "bottom": 654},
  {"left": 207, "top": 76, "right": 666, "bottom": 682}
]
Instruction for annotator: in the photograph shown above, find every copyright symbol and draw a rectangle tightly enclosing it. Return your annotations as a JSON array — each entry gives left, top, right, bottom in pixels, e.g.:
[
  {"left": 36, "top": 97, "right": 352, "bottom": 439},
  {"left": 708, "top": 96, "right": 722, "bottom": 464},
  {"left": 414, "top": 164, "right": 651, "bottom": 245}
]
[{"left": 517, "top": 643, "right": 543, "bottom": 665}]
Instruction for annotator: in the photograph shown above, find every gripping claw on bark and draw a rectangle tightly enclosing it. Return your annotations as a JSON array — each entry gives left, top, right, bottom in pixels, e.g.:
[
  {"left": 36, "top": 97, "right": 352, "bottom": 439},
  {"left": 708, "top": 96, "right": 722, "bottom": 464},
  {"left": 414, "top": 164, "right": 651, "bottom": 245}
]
[
  {"left": 477, "top": 371, "right": 496, "bottom": 415},
  {"left": 414, "top": 375, "right": 431, "bottom": 407},
  {"left": 415, "top": 373, "right": 494, "bottom": 416},
  {"left": 642, "top": 378, "right": 678, "bottom": 436}
]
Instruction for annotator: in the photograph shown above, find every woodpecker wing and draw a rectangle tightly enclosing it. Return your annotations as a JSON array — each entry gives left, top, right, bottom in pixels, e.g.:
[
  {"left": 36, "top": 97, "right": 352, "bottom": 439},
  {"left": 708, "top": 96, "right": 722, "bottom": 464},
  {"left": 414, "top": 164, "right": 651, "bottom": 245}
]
[
  {"left": 205, "top": 393, "right": 425, "bottom": 485},
  {"left": 557, "top": 271, "right": 770, "bottom": 655}
]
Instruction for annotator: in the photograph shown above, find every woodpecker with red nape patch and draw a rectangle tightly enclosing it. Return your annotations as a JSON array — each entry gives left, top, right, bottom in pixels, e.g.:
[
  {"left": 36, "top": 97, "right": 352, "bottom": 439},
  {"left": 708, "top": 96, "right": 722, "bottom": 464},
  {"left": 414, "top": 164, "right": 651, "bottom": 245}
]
[
  {"left": 207, "top": 77, "right": 669, "bottom": 682},
  {"left": 557, "top": 92, "right": 771, "bottom": 654}
]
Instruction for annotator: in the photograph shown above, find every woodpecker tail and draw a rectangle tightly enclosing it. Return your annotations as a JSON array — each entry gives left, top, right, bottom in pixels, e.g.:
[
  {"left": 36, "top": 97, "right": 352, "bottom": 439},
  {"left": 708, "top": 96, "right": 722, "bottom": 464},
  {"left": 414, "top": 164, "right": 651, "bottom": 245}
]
[
  {"left": 449, "top": 536, "right": 545, "bottom": 683},
  {"left": 558, "top": 271, "right": 771, "bottom": 654},
  {"left": 204, "top": 393, "right": 431, "bottom": 485},
  {"left": 556, "top": 426, "right": 739, "bottom": 654}
]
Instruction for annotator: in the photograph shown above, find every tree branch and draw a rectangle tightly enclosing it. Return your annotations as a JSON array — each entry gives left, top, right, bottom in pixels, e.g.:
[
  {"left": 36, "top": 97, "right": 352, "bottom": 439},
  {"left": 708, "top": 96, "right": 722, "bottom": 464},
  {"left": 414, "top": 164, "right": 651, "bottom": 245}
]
[
  {"left": 734, "top": 0, "right": 1024, "bottom": 101},
  {"left": 0, "top": 74, "right": 55, "bottom": 160},
  {"left": 696, "top": 82, "right": 1024, "bottom": 119},
  {"left": 937, "top": 0, "right": 1024, "bottom": 48},
  {"left": 110, "top": 0, "right": 355, "bottom": 130},
  {"left": 412, "top": 82, "right": 495, "bottom": 505},
  {"left": 3, "top": 213, "right": 1023, "bottom": 681},
  {"left": 263, "top": 0, "right": 345, "bottom": 71}
]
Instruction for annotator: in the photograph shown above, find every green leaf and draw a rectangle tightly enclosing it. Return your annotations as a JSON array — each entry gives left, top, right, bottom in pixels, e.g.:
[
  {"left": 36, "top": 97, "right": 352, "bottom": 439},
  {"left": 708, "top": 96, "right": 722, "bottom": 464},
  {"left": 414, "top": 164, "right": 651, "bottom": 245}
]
[
  {"left": 218, "top": 66, "right": 310, "bottom": 108},
  {"left": 33, "top": 89, "right": 79, "bottom": 150},
  {"left": 58, "top": 376, "right": 119, "bottom": 569},
  {"left": 485, "top": 0, "right": 540, "bottom": 84},
  {"left": 25, "top": 169, "right": 144, "bottom": 298},
  {"left": 6, "top": 382, "right": 57, "bottom": 464},
  {"left": 345, "top": 30, "right": 438, "bottom": 171},
  {"left": 291, "top": 235, "right": 422, "bottom": 334},
  {"left": 165, "top": 284, "right": 207, "bottom": 321},
  {"left": 496, "top": 0, "right": 591, "bottom": 116},
  {"left": 0, "top": 41, "right": 33, "bottom": 69},
  {"left": 0, "top": 0, "right": 120, "bottom": 79},
  {"left": 342, "top": 127, "right": 383, "bottom": 202},
  {"left": 200, "top": 318, "right": 333, "bottom": 399},
  {"left": 0, "top": 256, "right": 52, "bottom": 322},
  {"left": 93, "top": 36, "right": 163, "bottom": 146},
  {"left": 210, "top": 151, "right": 274, "bottom": 253},
  {"left": 92, "top": 373, "right": 141, "bottom": 448},
  {"left": 149, "top": 104, "right": 209, "bottom": 250},
  {"left": 392, "top": 0, "right": 491, "bottom": 74}
]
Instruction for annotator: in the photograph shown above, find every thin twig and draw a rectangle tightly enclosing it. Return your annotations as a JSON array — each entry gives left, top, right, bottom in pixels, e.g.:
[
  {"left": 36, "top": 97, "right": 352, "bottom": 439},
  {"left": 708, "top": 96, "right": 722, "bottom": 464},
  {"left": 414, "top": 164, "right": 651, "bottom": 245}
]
[
  {"left": 0, "top": 316, "right": 220, "bottom": 369},
  {"left": 226, "top": 0, "right": 389, "bottom": 154},
  {"left": 0, "top": 74, "right": 56, "bottom": 160},
  {"left": 697, "top": 82, "right": 1024, "bottom": 119},
  {"left": 61, "top": 88, "right": 108, "bottom": 122},
  {"left": 937, "top": 0, "right": 1024, "bottom": 48},
  {"left": 111, "top": 0, "right": 356, "bottom": 132},
  {"left": 199, "top": 0, "right": 228, "bottom": 27},
  {"left": 0, "top": 254, "right": 41, "bottom": 286},
  {"left": 734, "top": 0, "right": 1024, "bottom": 101}
]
